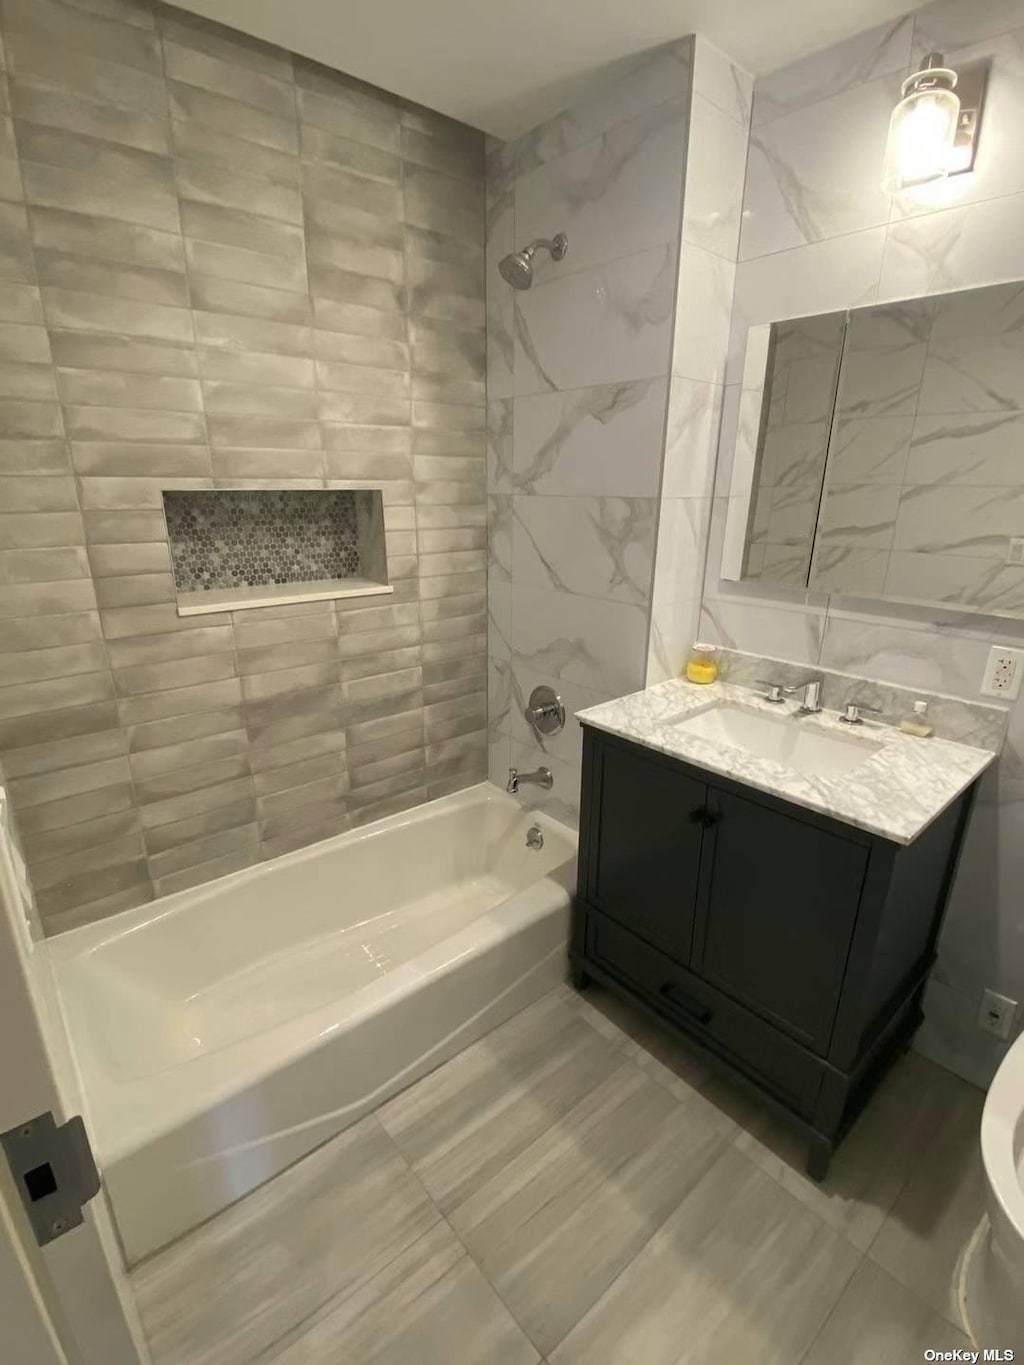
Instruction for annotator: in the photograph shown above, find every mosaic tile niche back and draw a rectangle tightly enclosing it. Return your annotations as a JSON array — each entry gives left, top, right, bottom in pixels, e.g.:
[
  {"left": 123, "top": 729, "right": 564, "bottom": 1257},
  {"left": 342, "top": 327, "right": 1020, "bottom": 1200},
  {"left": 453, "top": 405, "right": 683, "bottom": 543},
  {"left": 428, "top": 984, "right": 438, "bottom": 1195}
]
[{"left": 163, "top": 490, "right": 363, "bottom": 594}]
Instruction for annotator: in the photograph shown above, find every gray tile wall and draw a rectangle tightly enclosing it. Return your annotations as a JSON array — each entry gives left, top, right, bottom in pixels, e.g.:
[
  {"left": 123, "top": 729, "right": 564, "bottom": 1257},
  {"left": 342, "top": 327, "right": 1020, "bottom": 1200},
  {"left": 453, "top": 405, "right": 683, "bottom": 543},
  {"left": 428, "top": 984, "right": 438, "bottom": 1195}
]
[{"left": 0, "top": 0, "right": 487, "bottom": 934}]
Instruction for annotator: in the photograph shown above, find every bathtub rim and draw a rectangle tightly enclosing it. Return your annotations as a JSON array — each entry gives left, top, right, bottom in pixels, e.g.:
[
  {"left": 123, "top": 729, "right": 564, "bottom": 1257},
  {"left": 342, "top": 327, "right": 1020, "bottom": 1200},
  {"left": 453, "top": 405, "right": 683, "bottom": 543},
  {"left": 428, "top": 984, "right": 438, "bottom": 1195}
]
[{"left": 46, "top": 782, "right": 577, "bottom": 1166}]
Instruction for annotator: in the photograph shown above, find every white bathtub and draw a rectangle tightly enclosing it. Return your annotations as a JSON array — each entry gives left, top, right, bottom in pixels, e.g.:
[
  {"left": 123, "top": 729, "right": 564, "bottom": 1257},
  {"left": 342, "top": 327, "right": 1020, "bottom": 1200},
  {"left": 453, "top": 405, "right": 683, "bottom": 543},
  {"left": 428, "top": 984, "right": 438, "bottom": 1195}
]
[{"left": 49, "top": 784, "right": 575, "bottom": 1265}]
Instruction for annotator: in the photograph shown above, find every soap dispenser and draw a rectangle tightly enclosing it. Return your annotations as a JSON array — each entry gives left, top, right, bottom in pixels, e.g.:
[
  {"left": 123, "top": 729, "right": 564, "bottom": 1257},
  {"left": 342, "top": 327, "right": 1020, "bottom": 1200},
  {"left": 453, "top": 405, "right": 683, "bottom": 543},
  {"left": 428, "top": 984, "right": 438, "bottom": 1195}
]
[{"left": 900, "top": 699, "right": 933, "bottom": 738}]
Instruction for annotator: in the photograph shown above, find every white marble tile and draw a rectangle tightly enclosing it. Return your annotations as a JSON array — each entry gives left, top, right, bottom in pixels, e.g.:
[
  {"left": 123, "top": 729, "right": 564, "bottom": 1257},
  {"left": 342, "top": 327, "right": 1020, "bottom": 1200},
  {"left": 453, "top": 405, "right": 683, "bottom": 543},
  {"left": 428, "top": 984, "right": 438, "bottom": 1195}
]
[
  {"left": 486, "top": 195, "right": 515, "bottom": 401},
  {"left": 511, "top": 378, "right": 667, "bottom": 497},
  {"left": 511, "top": 495, "right": 658, "bottom": 606},
  {"left": 892, "top": 484, "right": 1024, "bottom": 558},
  {"left": 682, "top": 94, "right": 747, "bottom": 261},
  {"left": 818, "top": 609, "right": 1001, "bottom": 698},
  {"left": 827, "top": 415, "right": 914, "bottom": 485},
  {"left": 885, "top": 550, "right": 1024, "bottom": 616},
  {"left": 514, "top": 245, "right": 676, "bottom": 396},
  {"left": 692, "top": 38, "right": 753, "bottom": 128},
  {"left": 752, "top": 16, "right": 914, "bottom": 127},
  {"left": 649, "top": 497, "right": 709, "bottom": 605},
  {"left": 487, "top": 493, "right": 512, "bottom": 582},
  {"left": 879, "top": 192, "right": 1024, "bottom": 300},
  {"left": 728, "top": 227, "right": 886, "bottom": 384},
  {"left": 488, "top": 575, "right": 512, "bottom": 661},
  {"left": 816, "top": 482, "right": 901, "bottom": 551},
  {"left": 740, "top": 74, "right": 900, "bottom": 260},
  {"left": 837, "top": 343, "right": 927, "bottom": 419},
  {"left": 700, "top": 595, "right": 826, "bottom": 664},
  {"left": 515, "top": 40, "right": 693, "bottom": 172},
  {"left": 659, "top": 376, "right": 722, "bottom": 500},
  {"left": 510, "top": 584, "right": 649, "bottom": 698},
  {"left": 487, "top": 398, "right": 513, "bottom": 493},
  {"left": 912, "top": 0, "right": 1024, "bottom": 60},
  {"left": 645, "top": 593, "right": 700, "bottom": 685},
  {"left": 516, "top": 99, "right": 688, "bottom": 285},
  {"left": 672, "top": 243, "right": 735, "bottom": 385},
  {"left": 918, "top": 332, "right": 1024, "bottom": 413},
  {"left": 809, "top": 546, "right": 890, "bottom": 596},
  {"left": 551, "top": 1148, "right": 860, "bottom": 1365}
]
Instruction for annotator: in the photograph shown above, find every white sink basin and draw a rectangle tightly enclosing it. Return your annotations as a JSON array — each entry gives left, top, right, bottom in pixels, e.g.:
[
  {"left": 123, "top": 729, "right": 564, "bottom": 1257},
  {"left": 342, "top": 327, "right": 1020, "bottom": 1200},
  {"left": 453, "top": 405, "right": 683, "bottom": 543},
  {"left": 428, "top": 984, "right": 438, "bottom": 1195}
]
[{"left": 669, "top": 703, "right": 882, "bottom": 779}]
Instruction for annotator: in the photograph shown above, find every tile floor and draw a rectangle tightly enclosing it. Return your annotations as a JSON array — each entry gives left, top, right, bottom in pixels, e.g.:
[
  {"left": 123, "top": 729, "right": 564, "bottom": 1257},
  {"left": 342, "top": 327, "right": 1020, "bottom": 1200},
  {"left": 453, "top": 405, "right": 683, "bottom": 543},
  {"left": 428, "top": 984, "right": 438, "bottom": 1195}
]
[{"left": 130, "top": 984, "right": 987, "bottom": 1364}]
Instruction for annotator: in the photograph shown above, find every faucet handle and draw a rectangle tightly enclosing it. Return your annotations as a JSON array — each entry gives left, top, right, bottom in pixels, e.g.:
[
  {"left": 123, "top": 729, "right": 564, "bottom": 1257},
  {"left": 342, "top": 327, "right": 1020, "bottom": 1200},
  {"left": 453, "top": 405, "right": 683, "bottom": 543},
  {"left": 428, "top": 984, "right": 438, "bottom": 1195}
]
[
  {"left": 754, "top": 679, "right": 788, "bottom": 704},
  {"left": 839, "top": 701, "right": 881, "bottom": 725}
]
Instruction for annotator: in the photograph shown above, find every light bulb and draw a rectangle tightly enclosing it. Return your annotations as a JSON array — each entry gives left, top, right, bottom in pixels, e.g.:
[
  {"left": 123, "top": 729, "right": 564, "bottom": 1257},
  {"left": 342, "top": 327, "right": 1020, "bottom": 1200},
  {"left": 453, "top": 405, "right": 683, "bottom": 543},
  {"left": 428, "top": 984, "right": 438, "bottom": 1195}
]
[{"left": 882, "top": 57, "right": 960, "bottom": 193}]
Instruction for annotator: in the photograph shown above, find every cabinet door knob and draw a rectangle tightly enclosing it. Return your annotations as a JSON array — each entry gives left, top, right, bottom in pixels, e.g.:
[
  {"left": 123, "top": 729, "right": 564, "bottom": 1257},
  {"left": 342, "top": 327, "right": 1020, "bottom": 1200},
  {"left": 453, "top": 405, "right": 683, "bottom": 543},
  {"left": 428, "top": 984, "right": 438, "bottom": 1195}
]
[{"left": 687, "top": 808, "right": 718, "bottom": 828}]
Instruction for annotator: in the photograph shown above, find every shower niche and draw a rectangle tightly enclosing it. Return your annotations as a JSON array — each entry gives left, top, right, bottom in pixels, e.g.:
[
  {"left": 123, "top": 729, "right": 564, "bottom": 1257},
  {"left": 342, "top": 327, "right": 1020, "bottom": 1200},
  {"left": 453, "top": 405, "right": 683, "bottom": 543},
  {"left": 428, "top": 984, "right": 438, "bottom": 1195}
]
[{"left": 162, "top": 488, "right": 392, "bottom": 616}]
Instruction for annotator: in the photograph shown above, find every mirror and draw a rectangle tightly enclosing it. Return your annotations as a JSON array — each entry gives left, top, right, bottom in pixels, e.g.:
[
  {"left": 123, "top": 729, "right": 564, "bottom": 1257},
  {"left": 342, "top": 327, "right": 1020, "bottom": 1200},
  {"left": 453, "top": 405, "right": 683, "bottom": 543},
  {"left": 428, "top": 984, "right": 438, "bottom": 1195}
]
[{"left": 724, "top": 280, "right": 1024, "bottom": 619}]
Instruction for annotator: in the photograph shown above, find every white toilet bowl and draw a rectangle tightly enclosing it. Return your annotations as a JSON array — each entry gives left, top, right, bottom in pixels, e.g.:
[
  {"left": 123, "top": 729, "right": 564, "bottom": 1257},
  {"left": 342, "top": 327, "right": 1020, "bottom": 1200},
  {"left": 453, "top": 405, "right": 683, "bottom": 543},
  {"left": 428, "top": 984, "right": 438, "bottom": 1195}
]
[{"left": 963, "top": 1027, "right": 1024, "bottom": 1351}]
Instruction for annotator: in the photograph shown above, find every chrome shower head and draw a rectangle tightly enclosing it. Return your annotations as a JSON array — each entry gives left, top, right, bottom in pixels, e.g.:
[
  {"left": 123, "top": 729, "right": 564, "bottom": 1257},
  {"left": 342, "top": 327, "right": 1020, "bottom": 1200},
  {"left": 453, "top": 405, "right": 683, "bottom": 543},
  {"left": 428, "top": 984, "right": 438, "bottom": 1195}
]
[{"left": 498, "top": 233, "right": 568, "bottom": 290}]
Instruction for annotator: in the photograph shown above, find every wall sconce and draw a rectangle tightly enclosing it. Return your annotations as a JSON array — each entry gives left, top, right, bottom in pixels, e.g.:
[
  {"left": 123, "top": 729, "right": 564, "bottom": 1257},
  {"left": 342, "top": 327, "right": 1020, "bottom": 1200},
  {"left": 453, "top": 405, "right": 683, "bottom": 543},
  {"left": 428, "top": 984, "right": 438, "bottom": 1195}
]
[{"left": 882, "top": 52, "right": 988, "bottom": 193}]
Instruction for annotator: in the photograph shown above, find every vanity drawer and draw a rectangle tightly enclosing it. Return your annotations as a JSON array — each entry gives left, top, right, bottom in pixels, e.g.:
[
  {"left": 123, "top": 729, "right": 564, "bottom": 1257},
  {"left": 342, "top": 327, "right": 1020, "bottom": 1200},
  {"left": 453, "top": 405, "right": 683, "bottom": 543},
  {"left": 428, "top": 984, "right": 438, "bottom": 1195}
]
[{"left": 585, "top": 910, "right": 824, "bottom": 1120}]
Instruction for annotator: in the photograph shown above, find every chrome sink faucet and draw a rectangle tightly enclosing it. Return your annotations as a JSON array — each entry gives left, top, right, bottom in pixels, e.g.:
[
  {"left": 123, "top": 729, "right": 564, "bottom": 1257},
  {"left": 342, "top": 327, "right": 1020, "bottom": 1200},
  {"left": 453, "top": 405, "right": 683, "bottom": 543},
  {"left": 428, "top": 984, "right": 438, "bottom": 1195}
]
[
  {"left": 755, "top": 676, "right": 823, "bottom": 714},
  {"left": 506, "top": 766, "right": 553, "bottom": 794}
]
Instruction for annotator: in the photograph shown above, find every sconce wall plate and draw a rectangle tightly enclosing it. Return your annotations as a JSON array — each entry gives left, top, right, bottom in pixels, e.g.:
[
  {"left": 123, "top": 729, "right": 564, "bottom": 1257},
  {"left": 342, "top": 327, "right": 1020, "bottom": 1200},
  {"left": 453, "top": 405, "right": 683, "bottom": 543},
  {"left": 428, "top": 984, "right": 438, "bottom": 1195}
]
[{"left": 949, "top": 59, "right": 989, "bottom": 176}]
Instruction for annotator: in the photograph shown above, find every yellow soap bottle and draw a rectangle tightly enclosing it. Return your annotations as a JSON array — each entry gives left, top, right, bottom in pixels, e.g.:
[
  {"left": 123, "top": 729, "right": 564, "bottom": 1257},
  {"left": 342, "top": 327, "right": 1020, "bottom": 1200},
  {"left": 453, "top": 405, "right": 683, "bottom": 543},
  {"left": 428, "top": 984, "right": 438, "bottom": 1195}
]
[{"left": 685, "top": 642, "right": 719, "bottom": 685}]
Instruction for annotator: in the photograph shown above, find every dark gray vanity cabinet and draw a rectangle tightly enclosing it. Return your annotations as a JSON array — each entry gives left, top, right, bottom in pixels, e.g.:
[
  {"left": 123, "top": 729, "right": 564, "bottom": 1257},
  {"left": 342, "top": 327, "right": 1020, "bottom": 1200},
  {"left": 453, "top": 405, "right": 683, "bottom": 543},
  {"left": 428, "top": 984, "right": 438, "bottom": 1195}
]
[{"left": 570, "top": 727, "right": 978, "bottom": 1178}]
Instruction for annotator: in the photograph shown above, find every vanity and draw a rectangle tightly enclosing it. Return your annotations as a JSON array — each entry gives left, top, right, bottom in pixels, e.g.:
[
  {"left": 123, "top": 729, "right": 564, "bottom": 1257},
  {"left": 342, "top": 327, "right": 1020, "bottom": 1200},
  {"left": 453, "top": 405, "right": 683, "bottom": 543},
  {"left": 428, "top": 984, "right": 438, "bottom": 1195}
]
[{"left": 569, "top": 676, "right": 999, "bottom": 1179}]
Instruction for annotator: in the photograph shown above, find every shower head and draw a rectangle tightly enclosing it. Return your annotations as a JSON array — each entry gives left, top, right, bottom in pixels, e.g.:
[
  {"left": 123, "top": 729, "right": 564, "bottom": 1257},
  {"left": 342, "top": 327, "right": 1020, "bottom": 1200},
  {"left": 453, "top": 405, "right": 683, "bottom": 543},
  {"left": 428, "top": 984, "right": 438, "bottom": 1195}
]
[{"left": 498, "top": 233, "right": 568, "bottom": 290}]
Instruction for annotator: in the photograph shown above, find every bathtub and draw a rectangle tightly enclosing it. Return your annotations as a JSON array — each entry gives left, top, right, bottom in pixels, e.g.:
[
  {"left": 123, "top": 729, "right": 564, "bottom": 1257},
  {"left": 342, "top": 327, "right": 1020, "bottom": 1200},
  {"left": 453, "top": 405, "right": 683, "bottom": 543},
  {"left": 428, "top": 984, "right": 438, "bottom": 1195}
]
[
  {"left": 48, "top": 783, "right": 575, "bottom": 1265},
  {"left": 962, "top": 1026, "right": 1024, "bottom": 1350}
]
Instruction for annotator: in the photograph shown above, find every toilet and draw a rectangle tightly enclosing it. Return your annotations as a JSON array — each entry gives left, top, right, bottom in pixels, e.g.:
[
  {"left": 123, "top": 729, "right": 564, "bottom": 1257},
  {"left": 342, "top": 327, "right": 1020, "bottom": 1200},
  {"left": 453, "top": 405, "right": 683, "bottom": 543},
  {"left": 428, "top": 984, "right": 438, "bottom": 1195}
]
[{"left": 963, "top": 1028, "right": 1024, "bottom": 1349}]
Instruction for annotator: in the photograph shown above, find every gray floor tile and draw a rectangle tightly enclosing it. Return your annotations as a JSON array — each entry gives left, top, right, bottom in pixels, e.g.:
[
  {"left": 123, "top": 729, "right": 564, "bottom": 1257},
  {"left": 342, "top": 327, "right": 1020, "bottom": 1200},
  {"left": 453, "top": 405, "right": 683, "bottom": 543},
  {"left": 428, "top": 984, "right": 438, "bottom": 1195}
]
[
  {"left": 450, "top": 1060, "right": 726, "bottom": 1354},
  {"left": 571, "top": 983, "right": 762, "bottom": 1134},
  {"left": 869, "top": 1078, "right": 986, "bottom": 1328},
  {"left": 734, "top": 1050, "right": 971, "bottom": 1251},
  {"left": 131, "top": 1115, "right": 441, "bottom": 1365},
  {"left": 261, "top": 1222, "right": 539, "bottom": 1365},
  {"left": 801, "top": 1260, "right": 973, "bottom": 1364},
  {"left": 376, "top": 991, "right": 626, "bottom": 1213},
  {"left": 550, "top": 1147, "right": 861, "bottom": 1365}
]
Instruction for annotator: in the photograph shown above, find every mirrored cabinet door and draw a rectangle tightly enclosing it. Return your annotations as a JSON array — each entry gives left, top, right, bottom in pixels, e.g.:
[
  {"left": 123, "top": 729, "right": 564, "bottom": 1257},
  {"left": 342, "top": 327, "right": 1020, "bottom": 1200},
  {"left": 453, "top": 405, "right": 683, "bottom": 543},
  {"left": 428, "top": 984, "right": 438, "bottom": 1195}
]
[{"left": 725, "top": 278, "right": 1024, "bottom": 620}]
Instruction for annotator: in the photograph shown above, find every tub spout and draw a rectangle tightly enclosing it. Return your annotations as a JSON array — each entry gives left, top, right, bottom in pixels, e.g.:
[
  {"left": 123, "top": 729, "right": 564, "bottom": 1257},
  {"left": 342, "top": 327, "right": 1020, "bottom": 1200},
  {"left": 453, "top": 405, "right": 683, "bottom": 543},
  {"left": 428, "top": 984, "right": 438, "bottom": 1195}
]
[{"left": 506, "top": 766, "right": 553, "bottom": 794}]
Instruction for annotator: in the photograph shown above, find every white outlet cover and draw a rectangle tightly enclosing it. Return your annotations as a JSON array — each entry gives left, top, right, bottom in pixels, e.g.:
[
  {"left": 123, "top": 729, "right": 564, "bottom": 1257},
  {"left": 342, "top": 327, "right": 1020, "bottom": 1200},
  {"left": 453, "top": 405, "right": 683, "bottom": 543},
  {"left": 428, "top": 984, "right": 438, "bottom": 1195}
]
[
  {"left": 978, "top": 988, "right": 1018, "bottom": 1041},
  {"left": 981, "top": 645, "right": 1024, "bottom": 700}
]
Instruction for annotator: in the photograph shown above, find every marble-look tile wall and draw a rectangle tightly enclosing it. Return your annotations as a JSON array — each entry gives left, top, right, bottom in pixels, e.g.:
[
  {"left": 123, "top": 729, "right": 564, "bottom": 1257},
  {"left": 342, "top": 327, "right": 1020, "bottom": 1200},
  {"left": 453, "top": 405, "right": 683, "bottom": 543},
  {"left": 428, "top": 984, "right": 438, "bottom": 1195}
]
[
  {"left": 0, "top": 0, "right": 487, "bottom": 933},
  {"left": 646, "top": 40, "right": 752, "bottom": 684},
  {"left": 700, "top": 0, "right": 1024, "bottom": 1081},
  {"left": 486, "top": 42, "right": 693, "bottom": 823}
]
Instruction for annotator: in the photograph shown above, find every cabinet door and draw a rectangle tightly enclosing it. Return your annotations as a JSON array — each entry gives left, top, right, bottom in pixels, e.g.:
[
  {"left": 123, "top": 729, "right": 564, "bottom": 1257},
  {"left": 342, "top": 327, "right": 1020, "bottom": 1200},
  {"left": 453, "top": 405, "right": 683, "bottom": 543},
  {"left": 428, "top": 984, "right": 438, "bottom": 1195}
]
[
  {"left": 590, "top": 738, "right": 707, "bottom": 963},
  {"left": 693, "top": 789, "right": 869, "bottom": 1054}
]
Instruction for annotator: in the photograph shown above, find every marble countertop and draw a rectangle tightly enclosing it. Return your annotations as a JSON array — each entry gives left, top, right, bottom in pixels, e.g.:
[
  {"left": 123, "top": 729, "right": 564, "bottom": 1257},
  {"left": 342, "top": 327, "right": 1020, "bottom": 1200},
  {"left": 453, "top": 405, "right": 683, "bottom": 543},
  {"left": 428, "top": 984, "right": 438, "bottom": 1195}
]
[{"left": 576, "top": 679, "right": 999, "bottom": 845}]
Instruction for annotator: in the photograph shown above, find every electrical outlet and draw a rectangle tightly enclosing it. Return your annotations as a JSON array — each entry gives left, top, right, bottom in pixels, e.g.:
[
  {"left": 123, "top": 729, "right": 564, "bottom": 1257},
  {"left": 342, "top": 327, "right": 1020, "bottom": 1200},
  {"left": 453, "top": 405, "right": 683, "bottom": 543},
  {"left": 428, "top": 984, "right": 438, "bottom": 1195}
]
[
  {"left": 978, "top": 988, "right": 1018, "bottom": 1041},
  {"left": 1007, "top": 537, "right": 1024, "bottom": 566},
  {"left": 981, "top": 645, "right": 1024, "bottom": 699}
]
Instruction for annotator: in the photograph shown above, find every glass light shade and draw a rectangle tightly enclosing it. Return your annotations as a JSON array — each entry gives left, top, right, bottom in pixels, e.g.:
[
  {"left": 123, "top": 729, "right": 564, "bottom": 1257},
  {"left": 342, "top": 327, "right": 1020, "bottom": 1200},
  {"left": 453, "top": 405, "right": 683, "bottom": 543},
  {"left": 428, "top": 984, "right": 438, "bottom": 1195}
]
[{"left": 882, "top": 83, "right": 960, "bottom": 192}]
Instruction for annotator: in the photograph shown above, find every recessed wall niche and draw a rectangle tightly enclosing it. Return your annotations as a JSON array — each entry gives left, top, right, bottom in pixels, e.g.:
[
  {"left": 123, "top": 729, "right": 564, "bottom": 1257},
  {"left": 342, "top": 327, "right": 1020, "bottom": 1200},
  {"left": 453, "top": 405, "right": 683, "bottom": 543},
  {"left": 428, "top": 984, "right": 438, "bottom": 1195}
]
[{"left": 162, "top": 489, "right": 392, "bottom": 616}]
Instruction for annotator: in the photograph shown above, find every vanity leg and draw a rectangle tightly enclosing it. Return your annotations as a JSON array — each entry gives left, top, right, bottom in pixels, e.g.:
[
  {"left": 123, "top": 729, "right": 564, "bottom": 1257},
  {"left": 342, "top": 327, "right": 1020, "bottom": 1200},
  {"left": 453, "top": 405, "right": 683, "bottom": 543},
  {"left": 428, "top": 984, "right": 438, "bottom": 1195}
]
[
  {"left": 570, "top": 960, "right": 590, "bottom": 992},
  {"left": 806, "top": 1138, "right": 832, "bottom": 1183}
]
